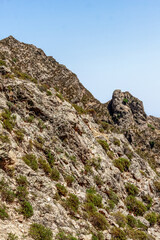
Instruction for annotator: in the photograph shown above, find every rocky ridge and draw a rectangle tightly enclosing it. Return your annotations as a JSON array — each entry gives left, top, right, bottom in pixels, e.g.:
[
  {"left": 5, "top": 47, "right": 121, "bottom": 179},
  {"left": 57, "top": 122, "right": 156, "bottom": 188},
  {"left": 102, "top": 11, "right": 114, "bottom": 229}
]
[{"left": 0, "top": 36, "right": 159, "bottom": 240}]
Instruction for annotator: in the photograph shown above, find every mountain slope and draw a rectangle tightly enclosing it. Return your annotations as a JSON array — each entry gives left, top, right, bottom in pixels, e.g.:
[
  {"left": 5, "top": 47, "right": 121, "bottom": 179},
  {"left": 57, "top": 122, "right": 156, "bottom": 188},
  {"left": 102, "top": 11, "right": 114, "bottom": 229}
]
[{"left": 0, "top": 36, "right": 159, "bottom": 240}]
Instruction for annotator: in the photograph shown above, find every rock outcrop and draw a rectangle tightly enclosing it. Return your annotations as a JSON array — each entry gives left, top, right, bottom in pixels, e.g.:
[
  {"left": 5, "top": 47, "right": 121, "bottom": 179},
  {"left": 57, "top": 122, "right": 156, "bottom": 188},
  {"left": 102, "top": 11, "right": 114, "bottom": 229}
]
[{"left": 0, "top": 36, "right": 159, "bottom": 240}]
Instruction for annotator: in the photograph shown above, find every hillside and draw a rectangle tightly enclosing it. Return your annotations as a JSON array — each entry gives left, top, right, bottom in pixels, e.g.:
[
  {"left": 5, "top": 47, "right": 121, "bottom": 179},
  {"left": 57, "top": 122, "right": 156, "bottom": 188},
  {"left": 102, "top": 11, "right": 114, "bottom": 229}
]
[{"left": 0, "top": 36, "right": 159, "bottom": 240}]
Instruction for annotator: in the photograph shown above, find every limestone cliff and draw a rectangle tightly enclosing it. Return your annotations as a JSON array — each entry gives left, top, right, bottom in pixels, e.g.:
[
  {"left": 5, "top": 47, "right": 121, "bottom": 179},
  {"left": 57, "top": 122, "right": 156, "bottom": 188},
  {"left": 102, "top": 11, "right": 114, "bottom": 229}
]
[{"left": 0, "top": 36, "right": 159, "bottom": 240}]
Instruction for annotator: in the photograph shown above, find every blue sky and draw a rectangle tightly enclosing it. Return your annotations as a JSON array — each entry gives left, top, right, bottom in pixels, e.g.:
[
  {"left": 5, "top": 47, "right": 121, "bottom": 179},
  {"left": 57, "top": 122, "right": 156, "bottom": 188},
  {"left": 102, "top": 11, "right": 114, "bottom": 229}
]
[{"left": 1, "top": 0, "right": 160, "bottom": 117}]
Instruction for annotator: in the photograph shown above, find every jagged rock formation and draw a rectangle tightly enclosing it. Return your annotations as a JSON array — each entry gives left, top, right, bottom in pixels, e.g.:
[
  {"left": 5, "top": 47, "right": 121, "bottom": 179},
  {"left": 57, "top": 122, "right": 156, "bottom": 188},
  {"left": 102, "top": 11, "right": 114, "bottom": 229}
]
[{"left": 0, "top": 36, "right": 159, "bottom": 240}]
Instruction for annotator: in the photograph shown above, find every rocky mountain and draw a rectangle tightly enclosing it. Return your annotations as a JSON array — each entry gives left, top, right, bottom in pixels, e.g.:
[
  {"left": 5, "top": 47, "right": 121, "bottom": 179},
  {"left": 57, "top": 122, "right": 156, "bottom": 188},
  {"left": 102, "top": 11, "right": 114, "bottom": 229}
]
[{"left": 0, "top": 36, "right": 159, "bottom": 240}]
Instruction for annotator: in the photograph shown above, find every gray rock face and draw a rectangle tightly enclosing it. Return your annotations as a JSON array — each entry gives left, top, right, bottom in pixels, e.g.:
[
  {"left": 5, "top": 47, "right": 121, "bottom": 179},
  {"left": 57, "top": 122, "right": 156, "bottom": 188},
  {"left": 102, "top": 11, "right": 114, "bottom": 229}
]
[
  {"left": 0, "top": 36, "right": 159, "bottom": 240},
  {"left": 110, "top": 89, "right": 147, "bottom": 127}
]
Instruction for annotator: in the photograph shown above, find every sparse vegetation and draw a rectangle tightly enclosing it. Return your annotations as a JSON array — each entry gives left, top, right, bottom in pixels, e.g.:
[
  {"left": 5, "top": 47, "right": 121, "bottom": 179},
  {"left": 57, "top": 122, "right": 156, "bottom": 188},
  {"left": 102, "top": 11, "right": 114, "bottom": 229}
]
[
  {"left": 97, "top": 139, "right": 109, "bottom": 152},
  {"left": 7, "top": 233, "right": 18, "bottom": 240},
  {"left": 56, "top": 184, "right": 67, "bottom": 196},
  {"left": 22, "top": 154, "right": 38, "bottom": 171},
  {"left": 113, "top": 138, "right": 120, "bottom": 146},
  {"left": 65, "top": 193, "right": 80, "bottom": 212},
  {"left": 56, "top": 231, "right": 78, "bottom": 240},
  {"left": 126, "top": 196, "right": 147, "bottom": 216},
  {"left": 38, "top": 157, "right": 52, "bottom": 175},
  {"left": 154, "top": 181, "right": 160, "bottom": 193},
  {"left": 125, "top": 183, "right": 139, "bottom": 196},
  {"left": 126, "top": 214, "right": 137, "bottom": 228},
  {"left": 86, "top": 191, "right": 102, "bottom": 208},
  {"left": 90, "top": 212, "right": 108, "bottom": 230},
  {"left": 1, "top": 109, "right": 16, "bottom": 132},
  {"left": 19, "top": 200, "right": 33, "bottom": 218},
  {"left": 114, "top": 211, "right": 126, "bottom": 228},
  {"left": 145, "top": 212, "right": 157, "bottom": 226},
  {"left": 114, "top": 157, "right": 130, "bottom": 172},
  {"left": 111, "top": 227, "right": 126, "bottom": 240},
  {"left": 29, "top": 223, "right": 53, "bottom": 240},
  {"left": 0, "top": 205, "right": 9, "bottom": 220},
  {"left": 0, "top": 59, "right": 6, "bottom": 66},
  {"left": 72, "top": 104, "right": 86, "bottom": 114},
  {"left": 50, "top": 168, "right": 60, "bottom": 181},
  {"left": 65, "top": 175, "right": 75, "bottom": 187}
]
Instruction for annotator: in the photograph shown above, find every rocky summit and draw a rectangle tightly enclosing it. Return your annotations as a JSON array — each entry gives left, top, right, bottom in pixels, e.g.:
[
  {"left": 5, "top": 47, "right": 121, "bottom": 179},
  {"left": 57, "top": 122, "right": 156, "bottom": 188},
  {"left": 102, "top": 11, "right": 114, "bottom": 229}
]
[{"left": 0, "top": 36, "right": 159, "bottom": 240}]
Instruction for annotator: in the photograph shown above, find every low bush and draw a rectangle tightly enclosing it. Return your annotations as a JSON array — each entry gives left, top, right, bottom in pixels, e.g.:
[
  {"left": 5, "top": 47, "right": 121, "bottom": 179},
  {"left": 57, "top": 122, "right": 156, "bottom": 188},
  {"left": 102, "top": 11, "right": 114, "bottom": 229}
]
[
  {"left": 1, "top": 188, "right": 15, "bottom": 203},
  {"left": 7, "top": 233, "right": 18, "bottom": 240},
  {"left": 56, "top": 231, "right": 77, "bottom": 240},
  {"left": 113, "top": 138, "right": 120, "bottom": 146},
  {"left": 125, "top": 183, "right": 139, "bottom": 196},
  {"left": 0, "top": 205, "right": 9, "bottom": 220},
  {"left": 141, "top": 194, "right": 152, "bottom": 209},
  {"left": 56, "top": 184, "right": 67, "bottom": 196},
  {"left": 145, "top": 212, "right": 157, "bottom": 226},
  {"left": 19, "top": 200, "right": 33, "bottom": 218},
  {"left": 114, "top": 211, "right": 126, "bottom": 228},
  {"left": 90, "top": 212, "right": 108, "bottom": 230},
  {"left": 65, "top": 193, "right": 80, "bottom": 212},
  {"left": 38, "top": 158, "right": 52, "bottom": 175},
  {"left": 16, "top": 175, "right": 28, "bottom": 187},
  {"left": 94, "top": 175, "right": 103, "bottom": 187},
  {"left": 45, "top": 150, "right": 55, "bottom": 167},
  {"left": 126, "top": 196, "right": 147, "bottom": 216},
  {"left": 65, "top": 175, "right": 75, "bottom": 187},
  {"left": 97, "top": 139, "right": 109, "bottom": 152},
  {"left": 111, "top": 227, "right": 126, "bottom": 240},
  {"left": 16, "top": 186, "right": 28, "bottom": 201},
  {"left": 86, "top": 192, "right": 102, "bottom": 208},
  {"left": 14, "top": 129, "right": 24, "bottom": 142},
  {"left": 0, "top": 59, "right": 6, "bottom": 66},
  {"left": 50, "top": 168, "right": 60, "bottom": 181},
  {"left": 1, "top": 109, "right": 16, "bottom": 132},
  {"left": 29, "top": 223, "right": 53, "bottom": 240},
  {"left": 106, "top": 188, "right": 119, "bottom": 205},
  {"left": 126, "top": 215, "right": 137, "bottom": 228},
  {"left": 92, "top": 232, "right": 104, "bottom": 240},
  {"left": 22, "top": 154, "right": 38, "bottom": 171},
  {"left": 114, "top": 157, "right": 130, "bottom": 172},
  {"left": 72, "top": 104, "right": 86, "bottom": 114}
]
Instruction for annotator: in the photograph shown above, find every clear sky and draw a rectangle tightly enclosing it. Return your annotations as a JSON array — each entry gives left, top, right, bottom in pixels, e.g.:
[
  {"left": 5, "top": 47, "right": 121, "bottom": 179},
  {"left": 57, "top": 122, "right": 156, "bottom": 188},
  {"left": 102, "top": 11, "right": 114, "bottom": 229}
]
[{"left": 1, "top": 0, "right": 160, "bottom": 117}]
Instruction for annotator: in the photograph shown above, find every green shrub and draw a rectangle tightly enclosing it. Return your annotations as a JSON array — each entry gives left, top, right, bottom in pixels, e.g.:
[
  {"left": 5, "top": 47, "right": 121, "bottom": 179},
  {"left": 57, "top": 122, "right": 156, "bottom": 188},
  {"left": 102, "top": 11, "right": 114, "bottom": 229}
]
[
  {"left": 72, "top": 104, "right": 86, "bottom": 114},
  {"left": 145, "top": 212, "right": 157, "bottom": 226},
  {"left": 91, "top": 212, "right": 108, "bottom": 230},
  {"left": 114, "top": 212, "right": 126, "bottom": 228},
  {"left": 107, "top": 150, "right": 114, "bottom": 159},
  {"left": 127, "top": 229, "right": 150, "bottom": 240},
  {"left": 0, "top": 59, "right": 6, "bottom": 66},
  {"left": 50, "top": 168, "right": 60, "bottom": 181},
  {"left": 84, "top": 202, "right": 97, "bottom": 215},
  {"left": 14, "top": 129, "right": 24, "bottom": 142},
  {"left": 94, "top": 175, "right": 103, "bottom": 187},
  {"left": 0, "top": 205, "right": 9, "bottom": 220},
  {"left": 65, "top": 175, "right": 75, "bottom": 187},
  {"left": 19, "top": 200, "right": 33, "bottom": 218},
  {"left": 1, "top": 188, "right": 15, "bottom": 203},
  {"left": 65, "top": 193, "right": 80, "bottom": 212},
  {"left": 46, "top": 90, "right": 52, "bottom": 96},
  {"left": 126, "top": 196, "right": 147, "bottom": 216},
  {"left": 108, "top": 200, "right": 115, "bottom": 210},
  {"left": 26, "top": 115, "right": 34, "bottom": 123},
  {"left": 56, "top": 231, "right": 77, "bottom": 240},
  {"left": 45, "top": 150, "right": 55, "bottom": 167},
  {"left": 97, "top": 139, "right": 109, "bottom": 152},
  {"left": 125, "top": 183, "right": 139, "bottom": 196},
  {"left": 7, "top": 233, "right": 18, "bottom": 240},
  {"left": 29, "top": 223, "right": 53, "bottom": 240},
  {"left": 106, "top": 188, "right": 119, "bottom": 205},
  {"left": 22, "top": 154, "right": 38, "bottom": 171},
  {"left": 123, "top": 98, "right": 128, "bottom": 104},
  {"left": 1, "top": 109, "right": 16, "bottom": 132},
  {"left": 38, "top": 158, "right": 52, "bottom": 175},
  {"left": 92, "top": 232, "right": 104, "bottom": 240},
  {"left": 126, "top": 215, "right": 137, "bottom": 228},
  {"left": 16, "top": 186, "right": 28, "bottom": 201},
  {"left": 141, "top": 194, "right": 152, "bottom": 209},
  {"left": 86, "top": 192, "right": 102, "bottom": 208},
  {"left": 0, "top": 134, "right": 10, "bottom": 143},
  {"left": 111, "top": 227, "right": 126, "bottom": 240},
  {"left": 114, "top": 158, "right": 130, "bottom": 172},
  {"left": 16, "top": 175, "right": 28, "bottom": 187},
  {"left": 113, "top": 138, "right": 120, "bottom": 146},
  {"left": 56, "top": 184, "right": 67, "bottom": 196}
]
